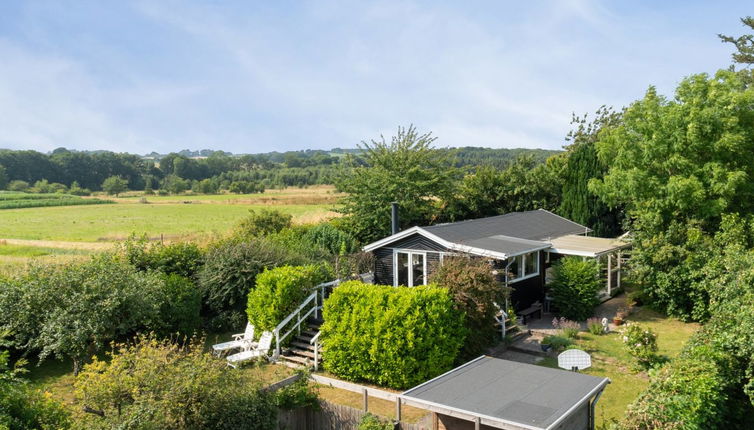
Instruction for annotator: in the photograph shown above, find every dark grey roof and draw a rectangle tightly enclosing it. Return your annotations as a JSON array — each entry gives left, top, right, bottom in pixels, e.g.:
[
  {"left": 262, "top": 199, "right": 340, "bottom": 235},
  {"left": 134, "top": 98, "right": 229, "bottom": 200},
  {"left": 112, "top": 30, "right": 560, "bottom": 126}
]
[
  {"left": 424, "top": 209, "right": 589, "bottom": 243},
  {"left": 402, "top": 356, "right": 608, "bottom": 430},
  {"left": 461, "top": 235, "right": 550, "bottom": 256}
]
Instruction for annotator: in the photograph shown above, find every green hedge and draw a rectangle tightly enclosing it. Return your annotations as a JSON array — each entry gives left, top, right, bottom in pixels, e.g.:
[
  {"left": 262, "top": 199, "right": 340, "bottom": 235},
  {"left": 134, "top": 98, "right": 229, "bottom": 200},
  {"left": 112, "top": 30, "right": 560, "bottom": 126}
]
[
  {"left": 320, "top": 282, "right": 466, "bottom": 389},
  {"left": 549, "top": 256, "right": 602, "bottom": 321},
  {"left": 246, "top": 264, "right": 332, "bottom": 332}
]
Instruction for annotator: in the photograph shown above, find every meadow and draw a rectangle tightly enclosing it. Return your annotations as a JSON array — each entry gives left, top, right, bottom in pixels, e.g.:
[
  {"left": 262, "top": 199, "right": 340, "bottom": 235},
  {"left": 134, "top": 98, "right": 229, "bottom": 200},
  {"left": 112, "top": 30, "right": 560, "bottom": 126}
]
[{"left": 0, "top": 186, "right": 340, "bottom": 243}]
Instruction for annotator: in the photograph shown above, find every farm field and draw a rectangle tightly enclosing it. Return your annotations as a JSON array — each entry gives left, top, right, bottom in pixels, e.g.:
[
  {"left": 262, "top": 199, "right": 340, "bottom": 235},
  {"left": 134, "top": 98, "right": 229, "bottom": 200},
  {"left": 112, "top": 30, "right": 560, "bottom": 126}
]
[{"left": 0, "top": 186, "right": 340, "bottom": 243}]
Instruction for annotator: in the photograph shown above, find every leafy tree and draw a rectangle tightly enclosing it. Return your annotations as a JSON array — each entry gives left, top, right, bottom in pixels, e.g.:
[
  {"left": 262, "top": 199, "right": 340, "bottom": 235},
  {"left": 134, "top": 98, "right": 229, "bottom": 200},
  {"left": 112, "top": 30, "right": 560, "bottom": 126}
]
[
  {"left": 590, "top": 70, "right": 754, "bottom": 320},
  {"left": 429, "top": 256, "right": 507, "bottom": 358},
  {"left": 336, "top": 125, "right": 459, "bottom": 243},
  {"left": 101, "top": 175, "right": 128, "bottom": 196},
  {"left": 719, "top": 16, "right": 754, "bottom": 66},
  {"left": 7, "top": 180, "right": 28, "bottom": 192},
  {"left": 161, "top": 174, "right": 189, "bottom": 194},
  {"left": 558, "top": 107, "right": 623, "bottom": 237},
  {"left": 122, "top": 236, "right": 204, "bottom": 279},
  {"left": 0, "top": 256, "right": 166, "bottom": 375},
  {"left": 549, "top": 257, "right": 602, "bottom": 321},
  {"left": 74, "top": 335, "right": 277, "bottom": 429},
  {"left": 236, "top": 209, "right": 292, "bottom": 237},
  {"left": 0, "top": 165, "right": 7, "bottom": 190}
]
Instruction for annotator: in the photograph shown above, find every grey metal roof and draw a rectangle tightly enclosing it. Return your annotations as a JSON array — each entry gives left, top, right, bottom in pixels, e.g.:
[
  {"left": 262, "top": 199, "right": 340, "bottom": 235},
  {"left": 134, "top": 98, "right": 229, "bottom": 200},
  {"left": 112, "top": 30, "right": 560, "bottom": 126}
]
[
  {"left": 424, "top": 209, "right": 590, "bottom": 243},
  {"left": 402, "top": 356, "right": 609, "bottom": 430}
]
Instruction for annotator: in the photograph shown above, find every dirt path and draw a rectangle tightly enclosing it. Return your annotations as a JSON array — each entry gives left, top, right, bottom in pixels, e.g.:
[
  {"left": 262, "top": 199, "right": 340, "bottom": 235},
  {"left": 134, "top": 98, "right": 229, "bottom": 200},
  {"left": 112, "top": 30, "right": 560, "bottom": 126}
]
[{"left": 0, "top": 238, "right": 114, "bottom": 251}]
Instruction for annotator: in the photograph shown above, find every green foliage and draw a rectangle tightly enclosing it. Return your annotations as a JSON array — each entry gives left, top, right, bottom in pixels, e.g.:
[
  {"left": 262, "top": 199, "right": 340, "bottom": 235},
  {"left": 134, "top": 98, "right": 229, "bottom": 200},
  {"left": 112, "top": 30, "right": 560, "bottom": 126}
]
[
  {"left": 590, "top": 70, "right": 754, "bottom": 320},
  {"left": 429, "top": 256, "right": 506, "bottom": 358},
  {"left": 198, "top": 237, "right": 308, "bottom": 330},
  {"left": 549, "top": 257, "right": 601, "bottom": 321},
  {"left": 620, "top": 323, "right": 659, "bottom": 369},
  {"left": 101, "top": 175, "right": 128, "bottom": 196},
  {"left": 302, "top": 223, "right": 358, "bottom": 255},
  {"left": 274, "top": 371, "right": 319, "bottom": 410},
  {"left": 321, "top": 282, "right": 466, "bottom": 389},
  {"left": 158, "top": 274, "right": 202, "bottom": 336},
  {"left": 236, "top": 209, "right": 293, "bottom": 238},
  {"left": 587, "top": 318, "right": 604, "bottom": 335},
  {"left": 74, "top": 335, "right": 277, "bottom": 430},
  {"left": 0, "top": 255, "right": 167, "bottom": 375},
  {"left": 0, "top": 165, "right": 7, "bottom": 190},
  {"left": 0, "top": 192, "right": 112, "bottom": 210},
  {"left": 6, "top": 181, "right": 28, "bottom": 192},
  {"left": 358, "top": 413, "right": 393, "bottom": 430},
  {"left": 161, "top": 174, "right": 190, "bottom": 194},
  {"left": 336, "top": 125, "right": 459, "bottom": 243},
  {"left": 123, "top": 236, "right": 204, "bottom": 279},
  {"left": 552, "top": 317, "right": 580, "bottom": 339},
  {"left": 719, "top": 16, "right": 754, "bottom": 66},
  {"left": 541, "top": 335, "right": 572, "bottom": 352},
  {"left": 246, "top": 265, "right": 332, "bottom": 332}
]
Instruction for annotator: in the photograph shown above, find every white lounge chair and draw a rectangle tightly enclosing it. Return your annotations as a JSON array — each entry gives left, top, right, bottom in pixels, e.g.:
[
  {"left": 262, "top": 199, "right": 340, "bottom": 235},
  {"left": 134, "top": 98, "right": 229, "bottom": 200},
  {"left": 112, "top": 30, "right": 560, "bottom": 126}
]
[
  {"left": 226, "top": 331, "right": 273, "bottom": 368},
  {"left": 212, "top": 323, "right": 256, "bottom": 356}
]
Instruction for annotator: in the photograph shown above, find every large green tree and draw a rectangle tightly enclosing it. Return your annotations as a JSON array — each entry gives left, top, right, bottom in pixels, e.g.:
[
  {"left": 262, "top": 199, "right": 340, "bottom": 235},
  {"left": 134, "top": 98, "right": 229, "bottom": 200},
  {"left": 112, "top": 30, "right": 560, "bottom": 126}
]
[
  {"left": 101, "top": 175, "right": 128, "bottom": 196},
  {"left": 335, "top": 125, "right": 459, "bottom": 243},
  {"left": 558, "top": 107, "right": 623, "bottom": 237},
  {"left": 590, "top": 70, "right": 754, "bottom": 320},
  {"left": 719, "top": 16, "right": 754, "bottom": 66}
]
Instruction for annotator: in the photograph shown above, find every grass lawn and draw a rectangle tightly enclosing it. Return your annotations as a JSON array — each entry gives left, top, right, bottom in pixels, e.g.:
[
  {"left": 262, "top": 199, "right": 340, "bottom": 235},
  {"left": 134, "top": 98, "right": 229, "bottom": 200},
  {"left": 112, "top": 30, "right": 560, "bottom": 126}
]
[
  {"left": 0, "top": 202, "right": 337, "bottom": 242},
  {"left": 538, "top": 307, "right": 699, "bottom": 427}
]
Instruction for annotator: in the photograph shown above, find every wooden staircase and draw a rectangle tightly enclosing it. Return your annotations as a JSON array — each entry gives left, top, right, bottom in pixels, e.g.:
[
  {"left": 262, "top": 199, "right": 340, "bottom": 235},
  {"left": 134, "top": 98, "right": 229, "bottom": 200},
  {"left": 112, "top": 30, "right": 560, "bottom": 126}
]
[{"left": 278, "top": 317, "right": 323, "bottom": 368}]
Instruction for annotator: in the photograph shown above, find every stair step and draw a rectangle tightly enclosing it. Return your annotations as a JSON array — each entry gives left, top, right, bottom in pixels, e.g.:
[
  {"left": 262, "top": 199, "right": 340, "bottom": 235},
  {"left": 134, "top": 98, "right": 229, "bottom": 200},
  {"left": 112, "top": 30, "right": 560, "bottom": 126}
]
[
  {"left": 302, "top": 330, "right": 319, "bottom": 337},
  {"left": 297, "top": 334, "right": 314, "bottom": 342},
  {"left": 281, "top": 355, "right": 310, "bottom": 365},
  {"left": 291, "top": 341, "right": 315, "bottom": 351},
  {"left": 291, "top": 349, "right": 316, "bottom": 359}
]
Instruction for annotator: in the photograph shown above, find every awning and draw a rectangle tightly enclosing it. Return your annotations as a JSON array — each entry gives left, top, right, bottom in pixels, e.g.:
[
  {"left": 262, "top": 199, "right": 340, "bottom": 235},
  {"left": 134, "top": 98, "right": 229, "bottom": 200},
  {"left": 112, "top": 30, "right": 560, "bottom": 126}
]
[{"left": 547, "top": 235, "right": 631, "bottom": 258}]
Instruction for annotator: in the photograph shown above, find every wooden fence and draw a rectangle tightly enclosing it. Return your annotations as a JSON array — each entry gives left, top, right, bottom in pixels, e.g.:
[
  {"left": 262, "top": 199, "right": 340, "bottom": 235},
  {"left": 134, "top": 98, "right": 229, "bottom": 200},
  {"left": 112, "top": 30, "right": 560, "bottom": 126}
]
[{"left": 278, "top": 400, "right": 432, "bottom": 430}]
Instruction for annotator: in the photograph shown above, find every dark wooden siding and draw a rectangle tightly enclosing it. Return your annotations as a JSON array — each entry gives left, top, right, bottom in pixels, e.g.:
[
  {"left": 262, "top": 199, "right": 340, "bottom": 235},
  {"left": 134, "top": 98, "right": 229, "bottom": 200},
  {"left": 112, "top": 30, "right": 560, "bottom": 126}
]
[
  {"left": 508, "top": 251, "right": 546, "bottom": 310},
  {"left": 371, "top": 233, "right": 450, "bottom": 285},
  {"left": 389, "top": 233, "right": 449, "bottom": 252},
  {"left": 373, "top": 248, "right": 393, "bottom": 285}
]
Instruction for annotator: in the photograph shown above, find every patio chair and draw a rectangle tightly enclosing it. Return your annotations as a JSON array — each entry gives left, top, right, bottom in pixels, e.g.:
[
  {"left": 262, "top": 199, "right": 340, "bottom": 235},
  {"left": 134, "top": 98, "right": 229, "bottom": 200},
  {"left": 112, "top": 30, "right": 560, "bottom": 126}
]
[
  {"left": 226, "top": 331, "right": 274, "bottom": 368},
  {"left": 212, "top": 323, "right": 256, "bottom": 356}
]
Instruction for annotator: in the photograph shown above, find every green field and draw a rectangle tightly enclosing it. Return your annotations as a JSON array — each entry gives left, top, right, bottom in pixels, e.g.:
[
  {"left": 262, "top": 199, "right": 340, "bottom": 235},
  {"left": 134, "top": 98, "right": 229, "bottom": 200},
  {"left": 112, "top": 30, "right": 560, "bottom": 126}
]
[
  {"left": 0, "top": 192, "right": 113, "bottom": 210},
  {"left": 0, "top": 203, "right": 336, "bottom": 242}
]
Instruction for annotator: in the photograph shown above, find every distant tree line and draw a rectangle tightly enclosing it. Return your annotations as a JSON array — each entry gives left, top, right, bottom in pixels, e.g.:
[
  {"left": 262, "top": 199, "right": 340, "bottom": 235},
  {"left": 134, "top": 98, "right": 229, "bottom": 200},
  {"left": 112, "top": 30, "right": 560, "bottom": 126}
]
[{"left": 0, "top": 146, "right": 558, "bottom": 195}]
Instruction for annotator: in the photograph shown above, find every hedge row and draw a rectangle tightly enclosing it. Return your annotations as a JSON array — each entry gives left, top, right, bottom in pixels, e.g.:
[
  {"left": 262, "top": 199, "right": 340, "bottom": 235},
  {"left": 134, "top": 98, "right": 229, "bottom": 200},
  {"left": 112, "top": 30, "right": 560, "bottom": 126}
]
[
  {"left": 320, "top": 282, "right": 466, "bottom": 389},
  {"left": 0, "top": 192, "right": 86, "bottom": 200},
  {"left": 0, "top": 197, "right": 113, "bottom": 210}
]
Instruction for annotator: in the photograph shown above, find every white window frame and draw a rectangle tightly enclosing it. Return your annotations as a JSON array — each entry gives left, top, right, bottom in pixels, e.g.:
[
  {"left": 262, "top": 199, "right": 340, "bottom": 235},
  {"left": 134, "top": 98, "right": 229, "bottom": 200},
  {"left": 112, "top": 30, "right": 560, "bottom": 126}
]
[
  {"left": 506, "top": 250, "right": 540, "bottom": 284},
  {"left": 393, "top": 249, "right": 428, "bottom": 287}
]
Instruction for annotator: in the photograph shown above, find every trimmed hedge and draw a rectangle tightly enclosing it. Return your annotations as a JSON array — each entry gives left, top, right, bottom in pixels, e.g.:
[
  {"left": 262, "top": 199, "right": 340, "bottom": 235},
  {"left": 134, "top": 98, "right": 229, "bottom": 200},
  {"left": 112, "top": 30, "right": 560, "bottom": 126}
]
[
  {"left": 549, "top": 256, "right": 602, "bottom": 321},
  {"left": 320, "top": 282, "right": 466, "bottom": 389},
  {"left": 246, "top": 264, "right": 332, "bottom": 332}
]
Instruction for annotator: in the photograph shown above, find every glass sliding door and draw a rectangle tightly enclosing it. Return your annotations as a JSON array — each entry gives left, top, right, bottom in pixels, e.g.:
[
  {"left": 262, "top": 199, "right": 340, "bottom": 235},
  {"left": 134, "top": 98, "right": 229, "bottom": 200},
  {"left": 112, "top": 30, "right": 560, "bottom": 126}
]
[
  {"left": 412, "top": 253, "right": 425, "bottom": 286},
  {"left": 394, "top": 251, "right": 427, "bottom": 286},
  {"left": 396, "top": 252, "right": 409, "bottom": 286}
]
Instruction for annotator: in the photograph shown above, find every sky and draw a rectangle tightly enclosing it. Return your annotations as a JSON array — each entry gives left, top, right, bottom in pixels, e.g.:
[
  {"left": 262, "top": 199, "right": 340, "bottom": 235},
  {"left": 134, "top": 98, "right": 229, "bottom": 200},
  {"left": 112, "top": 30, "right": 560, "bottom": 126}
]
[{"left": 0, "top": 1, "right": 750, "bottom": 154}]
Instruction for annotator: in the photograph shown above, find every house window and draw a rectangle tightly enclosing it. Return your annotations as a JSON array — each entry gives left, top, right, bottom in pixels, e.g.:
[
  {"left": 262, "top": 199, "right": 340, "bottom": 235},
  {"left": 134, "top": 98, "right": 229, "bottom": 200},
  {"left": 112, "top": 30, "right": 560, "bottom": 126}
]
[
  {"left": 506, "top": 251, "right": 539, "bottom": 283},
  {"left": 394, "top": 250, "right": 427, "bottom": 286}
]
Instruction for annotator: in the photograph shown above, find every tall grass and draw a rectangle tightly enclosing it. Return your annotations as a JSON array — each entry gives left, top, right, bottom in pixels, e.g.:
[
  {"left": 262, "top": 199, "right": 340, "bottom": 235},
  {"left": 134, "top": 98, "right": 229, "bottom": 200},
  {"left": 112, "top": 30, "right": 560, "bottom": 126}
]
[{"left": 0, "top": 192, "right": 113, "bottom": 209}]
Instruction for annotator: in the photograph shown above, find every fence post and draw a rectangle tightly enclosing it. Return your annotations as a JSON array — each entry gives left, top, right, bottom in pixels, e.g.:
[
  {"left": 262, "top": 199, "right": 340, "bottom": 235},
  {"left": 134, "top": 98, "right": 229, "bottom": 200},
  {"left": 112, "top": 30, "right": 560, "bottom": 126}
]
[
  {"left": 395, "top": 398, "right": 401, "bottom": 421},
  {"left": 474, "top": 417, "right": 481, "bottom": 430},
  {"left": 362, "top": 388, "right": 368, "bottom": 411},
  {"left": 274, "top": 331, "right": 280, "bottom": 359}
]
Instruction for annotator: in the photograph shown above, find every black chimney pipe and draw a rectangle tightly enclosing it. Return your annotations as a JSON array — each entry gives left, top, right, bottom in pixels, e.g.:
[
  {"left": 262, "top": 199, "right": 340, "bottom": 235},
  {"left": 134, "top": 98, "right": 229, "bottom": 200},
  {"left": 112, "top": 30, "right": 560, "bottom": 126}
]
[{"left": 391, "top": 202, "right": 399, "bottom": 235}]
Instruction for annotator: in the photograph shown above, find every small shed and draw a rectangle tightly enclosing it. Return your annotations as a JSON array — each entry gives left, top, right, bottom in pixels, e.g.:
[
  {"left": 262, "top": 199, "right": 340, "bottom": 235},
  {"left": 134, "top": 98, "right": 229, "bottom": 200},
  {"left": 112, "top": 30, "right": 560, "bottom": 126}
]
[{"left": 399, "top": 356, "right": 609, "bottom": 430}]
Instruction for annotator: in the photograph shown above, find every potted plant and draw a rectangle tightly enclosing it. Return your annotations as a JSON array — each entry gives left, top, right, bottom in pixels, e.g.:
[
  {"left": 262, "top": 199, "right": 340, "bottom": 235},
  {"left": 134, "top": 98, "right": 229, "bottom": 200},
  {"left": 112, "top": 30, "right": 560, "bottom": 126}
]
[{"left": 613, "top": 307, "right": 628, "bottom": 326}]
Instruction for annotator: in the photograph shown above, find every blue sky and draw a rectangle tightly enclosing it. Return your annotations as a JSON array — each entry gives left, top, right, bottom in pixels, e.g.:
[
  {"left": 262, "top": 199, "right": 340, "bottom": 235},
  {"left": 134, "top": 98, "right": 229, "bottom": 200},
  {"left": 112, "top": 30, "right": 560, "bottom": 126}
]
[{"left": 0, "top": 1, "right": 750, "bottom": 154}]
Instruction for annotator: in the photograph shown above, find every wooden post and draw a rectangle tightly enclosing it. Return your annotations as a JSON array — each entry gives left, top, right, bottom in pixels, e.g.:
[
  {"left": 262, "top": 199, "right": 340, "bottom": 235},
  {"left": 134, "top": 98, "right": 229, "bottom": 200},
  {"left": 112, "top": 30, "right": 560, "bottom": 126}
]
[
  {"left": 607, "top": 254, "right": 612, "bottom": 296},
  {"left": 474, "top": 417, "right": 481, "bottom": 430},
  {"left": 395, "top": 398, "right": 401, "bottom": 421},
  {"left": 617, "top": 251, "right": 622, "bottom": 291},
  {"left": 363, "top": 388, "right": 368, "bottom": 411}
]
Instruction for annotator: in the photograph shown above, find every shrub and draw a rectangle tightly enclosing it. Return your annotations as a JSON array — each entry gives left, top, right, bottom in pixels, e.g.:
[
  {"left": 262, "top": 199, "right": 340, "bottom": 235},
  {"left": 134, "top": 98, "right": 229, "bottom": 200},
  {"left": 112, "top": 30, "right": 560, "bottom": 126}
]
[
  {"left": 123, "top": 236, "right": 204, "bottom": 279},
  {"left": 621, "top": 323, "right": 659, "bottom": 369},
  {"left": 358, "top": 413, "right": 392, "bottom": 430},
  {"left": 74, "top": 335, "right": 277, "bottom": 429},
  {"left": 246, "top": 265, "right": 332, "bottom": 332},
  {"left": 7, "top": 180, "right": 29, "bottom": 192},
  {"left": 321, "top": 282, "right": 466, "bottom": 389},
  {"left": 541, "top": 335, "right": 572, "bottom": 352},
  {"left": 549, "top": 256, "right": 602, "bottom": 321},
  {"left": 236, "top": 209, "right": 292, "bottom": 237},
  {"left": 159, "top": 274, "right": 202, "bottom": 336},
  {"left": 198, "top": 237, "right": 307, "bottom": 330},
  {"left": 429, "top": 256, "right": 507, "bottom": 358},
  {"left": 274, "top": 371, "right": 319, "bottom": 410},
  {"left": 552, "top": 317, "right": 580, "bottom": 338},
  {"left": 586, "top": 317, "right": 604, "bottom": 335},
  {"left": 302, "top": 223, "right": 359, "bottom": 255}
]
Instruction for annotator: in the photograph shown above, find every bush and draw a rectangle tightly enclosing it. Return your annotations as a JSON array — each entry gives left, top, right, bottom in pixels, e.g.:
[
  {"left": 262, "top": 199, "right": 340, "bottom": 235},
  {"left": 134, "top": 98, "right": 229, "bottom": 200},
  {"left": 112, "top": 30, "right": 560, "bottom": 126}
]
[
  {"left": 620, "top": 323, "right": 659, "bottom": 369},
  {"left": 552, "top": 317, "right": 580, "bottom": 338},
  {"left": 358, "top": 413, "right": 392, "bottom": 430},
  {"left": 74, "top": 335, "right": 277, "bottom": 430},
  {"left": 198, "top": 237, "right": 307, "bottom": 330},
  {"left": 159, "top": 274, "right": 202, "bottom": 336},
  {"left": 7, "top": 180, "right": 28, "bottom": 192},
  {"left": 549, "top": 256, "right": 602, "bottom": 321},
  {"left": 236, "top": 209, "right": 292, "bottom": 237},
  {"left": 302, "top": 223, "right": 359, "bottom": 255},
  {"left": 541, "top": 335, "right": 572, "bottom": 352},
  {"left": 274, "top": 371, "right": 319, "bottom": 410},
  {"left": 321, "top": 282, "right": 466, "bottom": 389},
  {"left": 586, "top": 317, "right": 604, "bottom": 335},
  {"left": 246, "top": 264, "right": 332, "bottom": 332},
  {"left": 123, "top": 236, "right": 204, "bottom": 279},
  {"left": 429, "top": 256, "right": 507, "bottom": 358}
]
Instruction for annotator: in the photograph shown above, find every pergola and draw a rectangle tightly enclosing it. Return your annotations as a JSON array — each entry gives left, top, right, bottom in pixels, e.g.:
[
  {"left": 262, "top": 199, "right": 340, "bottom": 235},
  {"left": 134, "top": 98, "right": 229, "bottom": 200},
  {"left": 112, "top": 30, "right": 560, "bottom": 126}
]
[{"left": 547, "top": 235, "right": 631, "bottom": 297}]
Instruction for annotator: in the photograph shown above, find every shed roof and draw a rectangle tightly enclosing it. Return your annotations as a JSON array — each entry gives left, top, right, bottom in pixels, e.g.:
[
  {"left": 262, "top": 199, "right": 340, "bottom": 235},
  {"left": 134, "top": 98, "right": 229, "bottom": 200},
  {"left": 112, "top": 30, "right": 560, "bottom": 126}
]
[
  {"left": 401, "top": 356, "right": 609, "bottom": 430},
  {"left": 548, "top": 234, "right": 631, "bottom": 258},
  {"left": 424, "top": 209, "right": 590, "bottom": 243}
]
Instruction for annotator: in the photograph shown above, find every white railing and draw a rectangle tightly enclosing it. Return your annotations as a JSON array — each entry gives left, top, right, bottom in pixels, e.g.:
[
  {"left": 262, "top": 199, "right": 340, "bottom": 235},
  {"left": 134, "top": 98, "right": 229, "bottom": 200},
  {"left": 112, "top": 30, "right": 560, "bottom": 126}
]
[
  {"left": 310, "top": 331, "right": 321, "bottom": 371},
  {"left": 272, "top": 279, "right": 340, "bottom": 359}
]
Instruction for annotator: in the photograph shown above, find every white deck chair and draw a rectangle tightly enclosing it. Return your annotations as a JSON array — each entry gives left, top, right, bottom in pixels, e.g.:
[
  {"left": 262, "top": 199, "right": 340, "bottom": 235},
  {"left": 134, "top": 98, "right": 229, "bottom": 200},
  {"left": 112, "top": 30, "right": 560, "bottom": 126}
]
[
  {"left": 226, "top": 331, "right": 273, "bottom": 368},
  {"left": 212, "top": 323, "right": 256, "bottom": 356}
]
